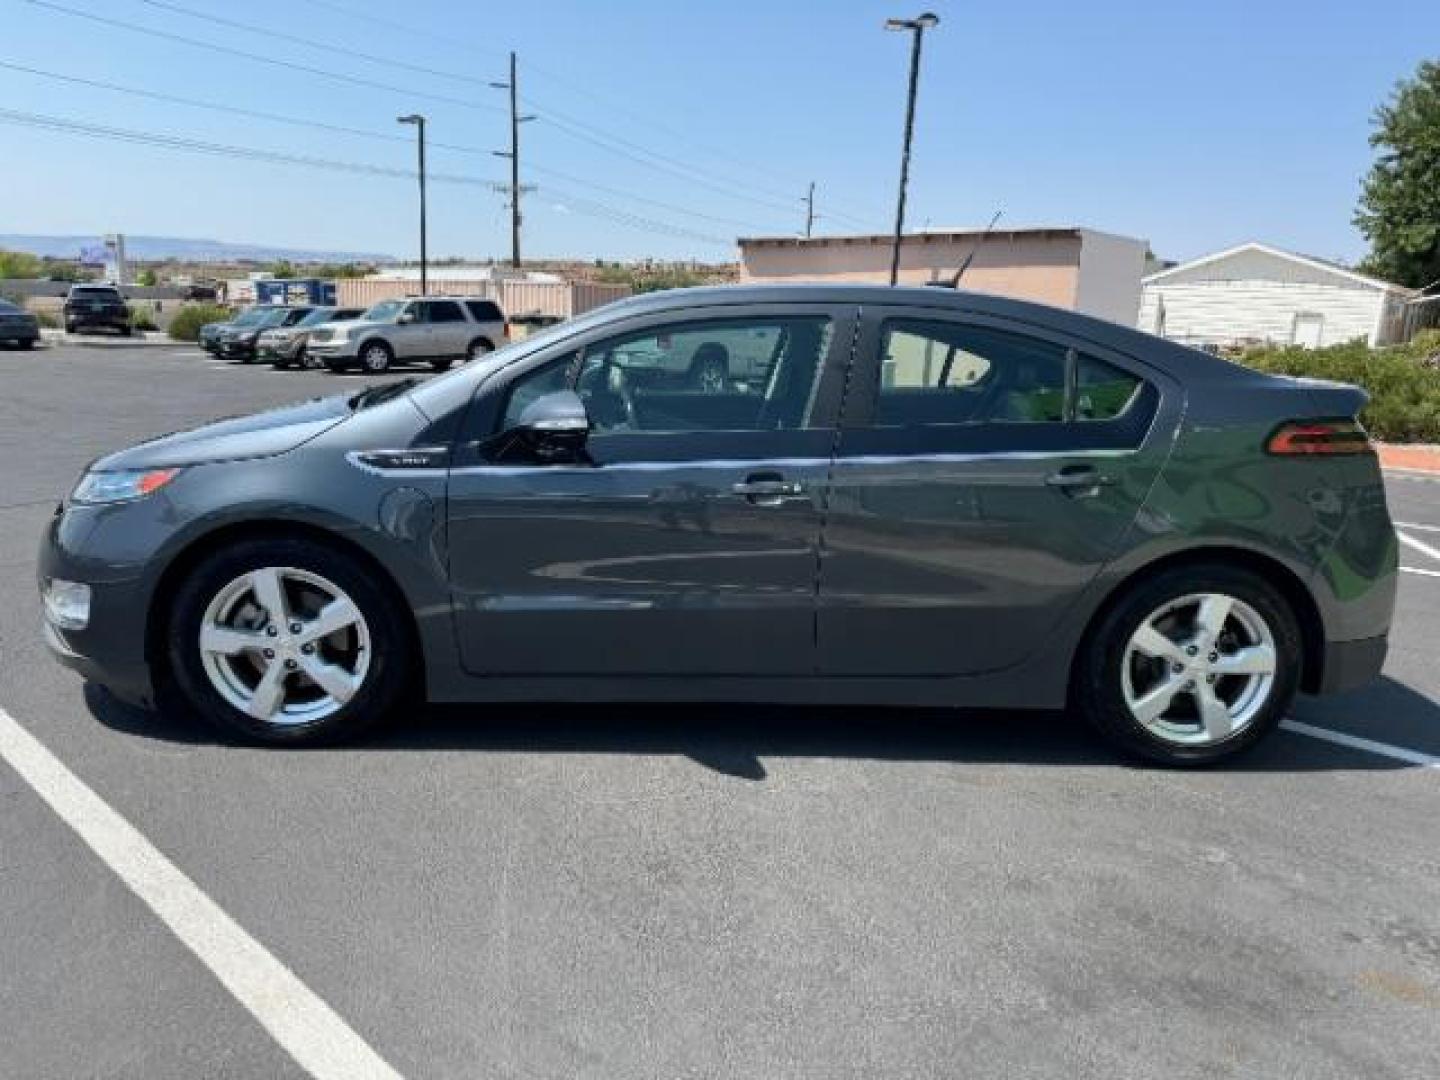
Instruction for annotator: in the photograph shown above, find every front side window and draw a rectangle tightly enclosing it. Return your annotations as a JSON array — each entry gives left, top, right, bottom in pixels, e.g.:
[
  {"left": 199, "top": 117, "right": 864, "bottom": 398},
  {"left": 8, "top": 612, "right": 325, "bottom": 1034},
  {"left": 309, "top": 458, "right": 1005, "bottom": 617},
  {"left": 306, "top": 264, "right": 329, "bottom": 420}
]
[
  {"left": 500, "top": 354, "right": 576, "bottom": 431},
  {"left": 577, "top": 316, "right": 833, "bottom": 434}
]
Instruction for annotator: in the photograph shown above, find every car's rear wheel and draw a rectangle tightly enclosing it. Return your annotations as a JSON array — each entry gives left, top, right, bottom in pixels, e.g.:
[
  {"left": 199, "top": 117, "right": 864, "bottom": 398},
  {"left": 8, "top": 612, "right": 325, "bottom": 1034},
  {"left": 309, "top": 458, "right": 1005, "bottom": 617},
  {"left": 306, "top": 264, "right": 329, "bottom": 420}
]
[
  {"left": 360, "top": 341, "right": 393, "bottom": 373},
  {"left": 466, "top": 338, "right": 493, "bottom": 363},
  {"left": 167, "top": 538, "right": 412, "bottom": 745},
  {"left": 1075, "top": 564, "right": 1301, "bottom": 766}
]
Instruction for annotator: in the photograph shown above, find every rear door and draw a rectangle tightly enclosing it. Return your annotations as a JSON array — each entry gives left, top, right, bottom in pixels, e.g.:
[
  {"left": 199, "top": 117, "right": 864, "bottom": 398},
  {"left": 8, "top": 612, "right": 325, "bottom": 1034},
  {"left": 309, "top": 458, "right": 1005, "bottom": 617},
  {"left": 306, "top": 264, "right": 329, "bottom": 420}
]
[
  {"left": 425, "top": 299, "right": 469, "bottom": 357},
  {"left": 446, "top": 302, "right": 856, "bottom": 676},
  {"left": 817, "top": 305, "right": 1176, "bottom": 677}
]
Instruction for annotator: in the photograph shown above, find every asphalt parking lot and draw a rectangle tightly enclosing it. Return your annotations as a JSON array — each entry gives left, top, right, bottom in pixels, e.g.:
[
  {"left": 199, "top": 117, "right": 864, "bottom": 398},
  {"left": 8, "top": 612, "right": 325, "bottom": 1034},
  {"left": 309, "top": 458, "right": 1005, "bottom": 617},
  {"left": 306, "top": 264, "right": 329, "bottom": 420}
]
[{"left": 2, "top": 343, "right": 1438, "bottom": 1079}]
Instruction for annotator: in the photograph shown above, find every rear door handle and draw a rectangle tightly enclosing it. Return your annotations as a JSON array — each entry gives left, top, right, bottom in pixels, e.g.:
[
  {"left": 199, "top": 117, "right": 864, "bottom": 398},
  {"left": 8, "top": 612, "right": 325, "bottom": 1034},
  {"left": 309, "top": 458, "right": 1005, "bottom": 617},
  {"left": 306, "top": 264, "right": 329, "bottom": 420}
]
[
  {"left": 733, "top": 474, "right": 806, "bottom": 506},
  {"left": 1044, "top": 466, "right": 1116, "bottom": 496}
]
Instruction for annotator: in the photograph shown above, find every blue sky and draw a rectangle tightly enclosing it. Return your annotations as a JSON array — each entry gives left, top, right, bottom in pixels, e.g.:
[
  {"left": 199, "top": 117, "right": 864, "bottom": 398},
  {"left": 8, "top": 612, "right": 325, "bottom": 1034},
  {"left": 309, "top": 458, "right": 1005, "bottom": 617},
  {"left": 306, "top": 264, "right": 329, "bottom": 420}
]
[{"left": 1, "top": 0, "right": 1436, "bottom": 264}]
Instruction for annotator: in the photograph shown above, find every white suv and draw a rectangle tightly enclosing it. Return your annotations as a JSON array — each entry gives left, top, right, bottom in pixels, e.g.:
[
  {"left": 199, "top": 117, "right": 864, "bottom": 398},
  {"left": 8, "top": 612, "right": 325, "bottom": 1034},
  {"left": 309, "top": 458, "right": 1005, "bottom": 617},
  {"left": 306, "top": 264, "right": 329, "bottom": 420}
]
[{"left": 306, "top": 297, "right": 506, "bottom": 373}]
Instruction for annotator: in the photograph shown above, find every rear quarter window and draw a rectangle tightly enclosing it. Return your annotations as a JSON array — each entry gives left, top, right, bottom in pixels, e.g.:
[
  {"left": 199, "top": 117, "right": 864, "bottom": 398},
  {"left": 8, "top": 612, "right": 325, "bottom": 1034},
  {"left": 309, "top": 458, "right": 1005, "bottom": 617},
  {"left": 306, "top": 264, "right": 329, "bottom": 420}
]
[{"left": 465, "top": 301, "right": 504, "bottom": 323}]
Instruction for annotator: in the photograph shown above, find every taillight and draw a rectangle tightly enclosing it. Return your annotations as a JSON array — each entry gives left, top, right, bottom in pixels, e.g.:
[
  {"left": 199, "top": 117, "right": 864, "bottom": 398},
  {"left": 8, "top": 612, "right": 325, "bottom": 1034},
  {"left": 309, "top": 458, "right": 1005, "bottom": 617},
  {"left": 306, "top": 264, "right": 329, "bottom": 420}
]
[
  {"left": 1266, "top": 419, "right": 1372, "bottom": 456},
  {"left": 504, "top": 321, "right": 512, "bottom": 341}
]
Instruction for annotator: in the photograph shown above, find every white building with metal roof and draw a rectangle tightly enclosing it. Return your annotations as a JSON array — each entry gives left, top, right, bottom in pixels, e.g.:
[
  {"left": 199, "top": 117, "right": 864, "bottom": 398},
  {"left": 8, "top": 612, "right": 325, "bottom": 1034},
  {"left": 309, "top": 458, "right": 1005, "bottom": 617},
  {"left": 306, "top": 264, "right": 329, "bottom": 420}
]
[{"left": 1139, "top": 242, "right": 1423, "bottom": 349}]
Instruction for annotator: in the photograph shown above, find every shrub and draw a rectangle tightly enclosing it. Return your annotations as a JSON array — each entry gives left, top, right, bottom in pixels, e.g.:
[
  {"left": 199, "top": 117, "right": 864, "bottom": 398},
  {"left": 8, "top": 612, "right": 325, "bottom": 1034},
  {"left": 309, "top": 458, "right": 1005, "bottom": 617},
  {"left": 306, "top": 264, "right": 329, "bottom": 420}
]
[
  {"left": 32, "top": 308, "right": 60, "bottom": 329},
  {"left": 128, "top": 304, "right": 158, "bottom": 332},
  {"left": 1239, "top": 338, "right": 1440, "bottom": 443},
  {"left": 168, "top": 302, "right": 233, "bottom": 342}
]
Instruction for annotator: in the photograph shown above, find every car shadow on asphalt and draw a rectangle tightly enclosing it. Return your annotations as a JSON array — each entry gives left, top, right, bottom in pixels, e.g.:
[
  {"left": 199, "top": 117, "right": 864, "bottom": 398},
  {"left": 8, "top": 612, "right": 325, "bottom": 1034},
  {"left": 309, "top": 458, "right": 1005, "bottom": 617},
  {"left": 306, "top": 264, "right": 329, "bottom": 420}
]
[{"left": 85, "top": 677, "right": 1434, "bottom": 779}]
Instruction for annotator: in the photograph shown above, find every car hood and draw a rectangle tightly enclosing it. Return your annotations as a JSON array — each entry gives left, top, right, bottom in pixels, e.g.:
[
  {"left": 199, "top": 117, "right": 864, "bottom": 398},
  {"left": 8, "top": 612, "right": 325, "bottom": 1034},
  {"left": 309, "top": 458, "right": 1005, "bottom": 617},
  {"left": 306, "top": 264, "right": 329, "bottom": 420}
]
[
  {"left": 92, "top": 394, "right": 355, "bottom": 470},
  {"left": 312, "top": 318, "right": 384, "bottom": 337}
]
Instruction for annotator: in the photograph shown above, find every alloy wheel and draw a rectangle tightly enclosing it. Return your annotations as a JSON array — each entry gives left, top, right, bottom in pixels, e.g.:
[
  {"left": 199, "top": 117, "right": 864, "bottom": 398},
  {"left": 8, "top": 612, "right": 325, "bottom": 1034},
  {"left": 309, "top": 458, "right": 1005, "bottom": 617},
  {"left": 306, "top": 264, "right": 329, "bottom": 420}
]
[
  {"left": 362, "top": 345, "right": 390, "bottom": 372},
  {"left": 198, "top": 566, "right": 371, "bottom": 726},
  {"left": 1120, "top": 592, "right": 1278, "bottom": 746}
]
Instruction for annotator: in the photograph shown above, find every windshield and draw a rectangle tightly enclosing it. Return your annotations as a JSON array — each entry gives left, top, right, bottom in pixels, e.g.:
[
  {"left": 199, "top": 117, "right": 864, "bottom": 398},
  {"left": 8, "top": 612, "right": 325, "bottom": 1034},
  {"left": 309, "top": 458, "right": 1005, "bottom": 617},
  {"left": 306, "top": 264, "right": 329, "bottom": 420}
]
[
  {"left": 363, "top": 299, "right": 407, "bottom": 322},
  {"left": 296, "top": 307, "right": 336, "bottom": 327},
  {"left": 231, "top": 307, "right": 272, "bottom": 327}
]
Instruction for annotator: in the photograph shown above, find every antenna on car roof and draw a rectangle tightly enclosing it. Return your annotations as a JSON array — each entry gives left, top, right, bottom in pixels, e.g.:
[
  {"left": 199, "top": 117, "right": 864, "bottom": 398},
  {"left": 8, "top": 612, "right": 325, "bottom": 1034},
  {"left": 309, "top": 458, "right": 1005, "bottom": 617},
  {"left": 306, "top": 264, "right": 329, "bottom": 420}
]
[{"left": 927, "top": 210, "right": 1002, "bottom": 289}]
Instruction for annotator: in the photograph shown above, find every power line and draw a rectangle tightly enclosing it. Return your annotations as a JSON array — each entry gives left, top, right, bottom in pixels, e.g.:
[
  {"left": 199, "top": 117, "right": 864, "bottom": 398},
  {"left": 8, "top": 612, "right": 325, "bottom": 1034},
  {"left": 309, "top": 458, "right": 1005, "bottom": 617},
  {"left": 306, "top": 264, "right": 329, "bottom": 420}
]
[
  {"left": 115, "top": 0, "right": 883, "bottom": 230},
  {"left": 0, "top": 106, "right": 504, "bottom": 187},
  {"left": 0, "top": 107, "right": 732, "bottom": 247},
  {"left": 133, "top": 0, "right": 493, "bottom": 91},
  {"left": 0, "top": 58, "right": 777, "bottom": 234},
  {"left": 24, "top": 0, "right": 504, "bottom": 114},
  {"left": 291, "top": 0, "right": 890, "bottom": 225}
]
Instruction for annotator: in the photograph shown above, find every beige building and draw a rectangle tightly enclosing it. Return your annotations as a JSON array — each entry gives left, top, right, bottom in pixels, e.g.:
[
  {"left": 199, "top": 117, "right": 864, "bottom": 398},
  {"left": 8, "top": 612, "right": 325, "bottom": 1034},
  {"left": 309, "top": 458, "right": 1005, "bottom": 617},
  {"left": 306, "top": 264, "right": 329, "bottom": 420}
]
[{"left": 738, "top": 226, "right": 1148, "bottom": 327}]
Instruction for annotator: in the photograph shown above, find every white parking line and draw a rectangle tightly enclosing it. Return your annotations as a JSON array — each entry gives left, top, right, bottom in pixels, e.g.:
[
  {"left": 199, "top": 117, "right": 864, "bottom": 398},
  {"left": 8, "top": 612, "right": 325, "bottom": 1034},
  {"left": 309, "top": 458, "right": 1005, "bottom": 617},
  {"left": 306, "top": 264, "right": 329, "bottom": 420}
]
[
  {"left": 1394, "top": 521, "right": 1440, "bottom": 534},
  {"left": 1281, "top": 719, "right": 1440, "bottom": 768},
  {"left": 1397, "top": 530, "right": 1440, "bottom": 564},
  {"left": 0, "top": 706, "right": 403, "bottom": 1080},
  {"left": 1401, "top": 566, "right": 1440, "bottom": 579}
]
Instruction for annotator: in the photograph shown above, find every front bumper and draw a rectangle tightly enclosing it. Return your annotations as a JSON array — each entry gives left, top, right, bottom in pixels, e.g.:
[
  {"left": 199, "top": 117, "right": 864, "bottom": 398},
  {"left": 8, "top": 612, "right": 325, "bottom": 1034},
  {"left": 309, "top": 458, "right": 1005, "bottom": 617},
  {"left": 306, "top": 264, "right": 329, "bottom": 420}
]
[
  {"left": 1315, "top": 634, "right": 1388, "bottom": 695},
  {"left": 217, "top": 339, "right": 259, "bottom": 359},
  {"left": 38, "top": 513, "right": 156, "bottom": 707}
]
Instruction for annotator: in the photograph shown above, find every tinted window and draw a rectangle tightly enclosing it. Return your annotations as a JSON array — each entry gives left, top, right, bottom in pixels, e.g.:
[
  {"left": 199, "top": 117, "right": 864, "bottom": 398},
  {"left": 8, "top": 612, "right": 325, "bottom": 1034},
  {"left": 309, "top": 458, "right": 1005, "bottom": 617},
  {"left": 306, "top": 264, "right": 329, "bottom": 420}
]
[
  {"left": 281, "top": 307, "right": 313, "bottom": 326},
  {"left": 364, "top": 299, "right": 406, "bottom": 322},
  {"left": 578, "top": 316, "right": 833, "bottom": 434},
  {"left": 875, "top": 320, "right": 1068, "bottom": 425},
  {"left": 465, "top": 300, "right": 503, "bottom": 322},
  {"left": 0, "top": 300, "right": 21, "bottom": 314},
  {"left": 296, "top": 307, "right": 336, "bottom": 327},
  {"left": 1074, "top": 354, "right": 1142, "bottom": 420},
  {"left": 425, "top": 301, "right": 465, "bottom": 323}
]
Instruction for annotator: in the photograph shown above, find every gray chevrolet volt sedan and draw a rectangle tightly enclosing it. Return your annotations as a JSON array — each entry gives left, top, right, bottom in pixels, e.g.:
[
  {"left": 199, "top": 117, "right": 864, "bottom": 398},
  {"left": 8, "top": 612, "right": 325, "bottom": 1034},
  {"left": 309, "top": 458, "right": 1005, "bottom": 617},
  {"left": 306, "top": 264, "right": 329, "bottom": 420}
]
[{"left": 39, "top": 285, "right": 1397, "bottom": 764}]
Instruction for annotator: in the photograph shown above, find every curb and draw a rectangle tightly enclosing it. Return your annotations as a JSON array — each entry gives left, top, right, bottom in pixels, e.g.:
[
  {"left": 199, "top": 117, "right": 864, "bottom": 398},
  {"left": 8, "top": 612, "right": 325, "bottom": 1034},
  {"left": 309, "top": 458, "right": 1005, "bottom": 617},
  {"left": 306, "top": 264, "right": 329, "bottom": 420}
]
[
  {"left": 39, "top": 330, "right": 192, "bottom": 349},
  {"left": 1377, "top": 444, "right": 1440, "bottom": 475}
]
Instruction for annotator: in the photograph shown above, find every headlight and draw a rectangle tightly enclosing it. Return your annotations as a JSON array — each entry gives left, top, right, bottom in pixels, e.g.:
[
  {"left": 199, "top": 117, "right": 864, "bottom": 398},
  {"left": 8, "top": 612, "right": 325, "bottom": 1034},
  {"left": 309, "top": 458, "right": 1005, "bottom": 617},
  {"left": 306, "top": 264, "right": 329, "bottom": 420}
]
[
  {"left": 71, "top": 468, "right": 181, "bottom": 505},
  {"left": 43, "top": 579, "right": 91, "bottom": 630}
]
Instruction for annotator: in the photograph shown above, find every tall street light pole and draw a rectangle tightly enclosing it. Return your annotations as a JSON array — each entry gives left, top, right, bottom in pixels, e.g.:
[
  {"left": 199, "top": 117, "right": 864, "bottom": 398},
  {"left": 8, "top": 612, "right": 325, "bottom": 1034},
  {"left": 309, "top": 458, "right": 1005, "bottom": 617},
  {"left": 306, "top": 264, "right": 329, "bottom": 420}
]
[
  {"left": 884, "top": 13, "right": 939, "bottom": 286},
  {"left": 397, "top": 113, "right": 428, "bottom": 295}
]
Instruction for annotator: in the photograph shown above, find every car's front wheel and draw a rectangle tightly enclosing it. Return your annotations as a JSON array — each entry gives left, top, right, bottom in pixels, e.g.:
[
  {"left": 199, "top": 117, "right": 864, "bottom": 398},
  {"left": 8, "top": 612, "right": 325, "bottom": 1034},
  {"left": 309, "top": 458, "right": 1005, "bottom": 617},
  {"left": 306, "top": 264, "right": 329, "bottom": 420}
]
[
  {"left": 359, "top": 341, "right": 393, "bottom": 373},
  {"left": 167, "top": 538, "right": 412, "bottom": 745},
  {"left": 1075, "top": 564, "right": 1301, "bottom": 766}
]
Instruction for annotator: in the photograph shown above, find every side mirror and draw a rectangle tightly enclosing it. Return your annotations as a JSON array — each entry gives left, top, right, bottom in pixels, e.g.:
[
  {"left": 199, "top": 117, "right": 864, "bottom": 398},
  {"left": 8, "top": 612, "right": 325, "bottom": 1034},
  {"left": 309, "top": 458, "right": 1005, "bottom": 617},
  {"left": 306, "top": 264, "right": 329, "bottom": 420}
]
[{"left": 514, "top": 390, "right": 590, "bottom": 462}]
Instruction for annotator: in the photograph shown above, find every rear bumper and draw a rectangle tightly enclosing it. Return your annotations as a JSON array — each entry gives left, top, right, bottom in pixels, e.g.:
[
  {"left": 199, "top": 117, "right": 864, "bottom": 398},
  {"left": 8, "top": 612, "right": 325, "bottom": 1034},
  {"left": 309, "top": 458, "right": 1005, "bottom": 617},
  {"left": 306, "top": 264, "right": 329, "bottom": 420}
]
[{"left": 1315, "top": 634, "right": 1388, "bottom": 695}]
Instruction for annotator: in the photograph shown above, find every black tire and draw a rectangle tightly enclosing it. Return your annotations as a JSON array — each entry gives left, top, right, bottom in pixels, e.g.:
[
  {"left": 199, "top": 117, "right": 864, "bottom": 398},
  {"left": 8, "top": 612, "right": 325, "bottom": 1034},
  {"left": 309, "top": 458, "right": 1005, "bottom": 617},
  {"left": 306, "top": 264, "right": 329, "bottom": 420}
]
[
  {"left": 65, "top": 323, "right": 77, "bottom": 335},
  {"left": 430, "top": 357, "right": 454, "bottom": 372},
  {"left": 465, "top": 338, "right": 494, "bottom": 364},
  {"left": 1074, "top": 563, "right": 1302, "bottom": 766},
  {"left": 19, "top": 338, "right": 35, "bottom": 350},
  {"left": 359, "top": 340, "right": 393, "bottom": 373},
  {"left": 300, "top": 347, "right": 323, "bottom": 370},
  {"left": 166, "top": 537, "right": 413, "bottom": 746}
]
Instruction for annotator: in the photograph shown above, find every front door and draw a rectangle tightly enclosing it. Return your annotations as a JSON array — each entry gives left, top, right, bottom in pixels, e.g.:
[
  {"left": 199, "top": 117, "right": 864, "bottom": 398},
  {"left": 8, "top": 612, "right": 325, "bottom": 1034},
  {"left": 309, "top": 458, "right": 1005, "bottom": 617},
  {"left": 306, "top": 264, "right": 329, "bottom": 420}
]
[
  {"left": 817, "top": 306, "right": 1174, "bottom": 677},
  {"left": 393, "top": 301, "right": 428, "bottom": 358},
  {"left": 446, "top": 303, "right": 856, "bottom": 676},
  {"left": 423, "top": 299, "right": 469, "bottom": 358}
]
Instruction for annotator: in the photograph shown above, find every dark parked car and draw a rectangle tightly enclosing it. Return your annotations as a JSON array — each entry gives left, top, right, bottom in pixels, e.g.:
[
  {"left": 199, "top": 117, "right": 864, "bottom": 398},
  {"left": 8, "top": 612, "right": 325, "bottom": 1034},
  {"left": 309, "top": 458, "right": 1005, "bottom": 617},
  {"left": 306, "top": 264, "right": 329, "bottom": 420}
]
[
  {"left": 199, "top": 306, "right": 267, "bottom": 354},
  {"left": 64, "top": 284, "right": 130, "bottom": 335},
  {"left": 39, "top": 285, "right": 1396, "bottom": 763},
  {"left": 214, "top": 305, "right": 314, "bottom": 362},
  {"left": 259, "top": 307, "right": 366, "bottom": 369},
  {"left": 0, "top": 299, "right": 40, "bottom": 349}
]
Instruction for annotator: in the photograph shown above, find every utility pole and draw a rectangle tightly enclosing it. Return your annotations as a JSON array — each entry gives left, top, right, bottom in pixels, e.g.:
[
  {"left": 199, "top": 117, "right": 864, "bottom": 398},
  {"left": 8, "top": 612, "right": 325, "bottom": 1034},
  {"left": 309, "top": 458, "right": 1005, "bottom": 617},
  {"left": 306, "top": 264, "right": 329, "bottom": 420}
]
[
  {"left": 491, "top": 52, "right": 535, "bottom": 269},
  {"left": 803, "top": 182, "right": 816, "bottom": 239},
  {"left": 884, "top": 13, "right": 940, "bottom": 286},
  {"left": 397, "top": 114, "right": 428, "bottom": 294}
]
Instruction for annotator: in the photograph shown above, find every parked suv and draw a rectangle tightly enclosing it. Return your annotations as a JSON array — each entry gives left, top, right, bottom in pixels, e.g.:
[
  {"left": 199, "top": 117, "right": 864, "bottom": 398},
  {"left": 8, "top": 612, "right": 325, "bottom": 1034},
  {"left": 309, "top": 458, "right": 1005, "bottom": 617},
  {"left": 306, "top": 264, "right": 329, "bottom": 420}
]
[
  {"left": 259, "top": 307, "right": 366, "bottom": 369},
  {"left": 306, "top": 297, "right": 505, "bottom": 373},
  {"left": 64, "top": 284, "right": 130, "bottom": 335}
]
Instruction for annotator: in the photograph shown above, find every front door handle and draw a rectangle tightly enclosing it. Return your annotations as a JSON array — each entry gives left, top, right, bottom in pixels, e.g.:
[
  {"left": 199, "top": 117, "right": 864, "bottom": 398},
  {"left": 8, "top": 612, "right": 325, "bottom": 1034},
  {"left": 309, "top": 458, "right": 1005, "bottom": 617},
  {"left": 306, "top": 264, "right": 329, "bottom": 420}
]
[
  {"left": 733, "top": 474, "right": 806, "bottom": 507},
  {"left": 1044, "top": 465, "right": 1116, "bottom": 497}
]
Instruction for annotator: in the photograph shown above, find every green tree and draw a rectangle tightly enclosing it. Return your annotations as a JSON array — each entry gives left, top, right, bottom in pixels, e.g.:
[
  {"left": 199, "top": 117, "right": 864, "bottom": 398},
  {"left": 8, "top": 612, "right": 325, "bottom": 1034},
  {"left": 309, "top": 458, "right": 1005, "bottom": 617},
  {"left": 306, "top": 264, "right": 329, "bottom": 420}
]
[
  {"left": 0, "top": 248, "right": 44, "bottom": 278},
  {"left": 136, "top": 268, "right": 158, "bottom": 286},
  {"left": 267, "top": 259, "right": 298, "bottom": 279},
  {"left": 1356, "top": 59, "right": 1440, "bottom": 289}
]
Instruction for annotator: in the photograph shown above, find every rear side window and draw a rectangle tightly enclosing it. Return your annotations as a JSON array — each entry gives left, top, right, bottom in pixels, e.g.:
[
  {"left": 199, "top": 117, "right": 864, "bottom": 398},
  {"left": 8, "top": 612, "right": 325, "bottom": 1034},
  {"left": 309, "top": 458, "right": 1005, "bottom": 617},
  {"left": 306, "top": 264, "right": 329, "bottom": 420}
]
[
  {"left": 873, "top": 319, "right": 1142, "bottom": 426},
  {"left": 465, "top": 300, "right": 503, "bottom": 322},
  {"left": 876, "top": 320, "right": 1067, "bottom": 425},
  {"left": 1074, "top": 355, "right": 1141, "bottom": 420},
  {"left": 426, "top": 301, "right": 465, "bottom": 323}
]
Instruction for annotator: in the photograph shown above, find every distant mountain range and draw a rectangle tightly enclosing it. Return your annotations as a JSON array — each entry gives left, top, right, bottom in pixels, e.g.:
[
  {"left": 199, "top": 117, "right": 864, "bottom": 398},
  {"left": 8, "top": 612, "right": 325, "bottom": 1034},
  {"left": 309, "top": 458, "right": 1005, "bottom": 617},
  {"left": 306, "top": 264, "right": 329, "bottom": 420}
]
[{"left": 0, "top": 233, "right": 395, "bottom": 264}]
